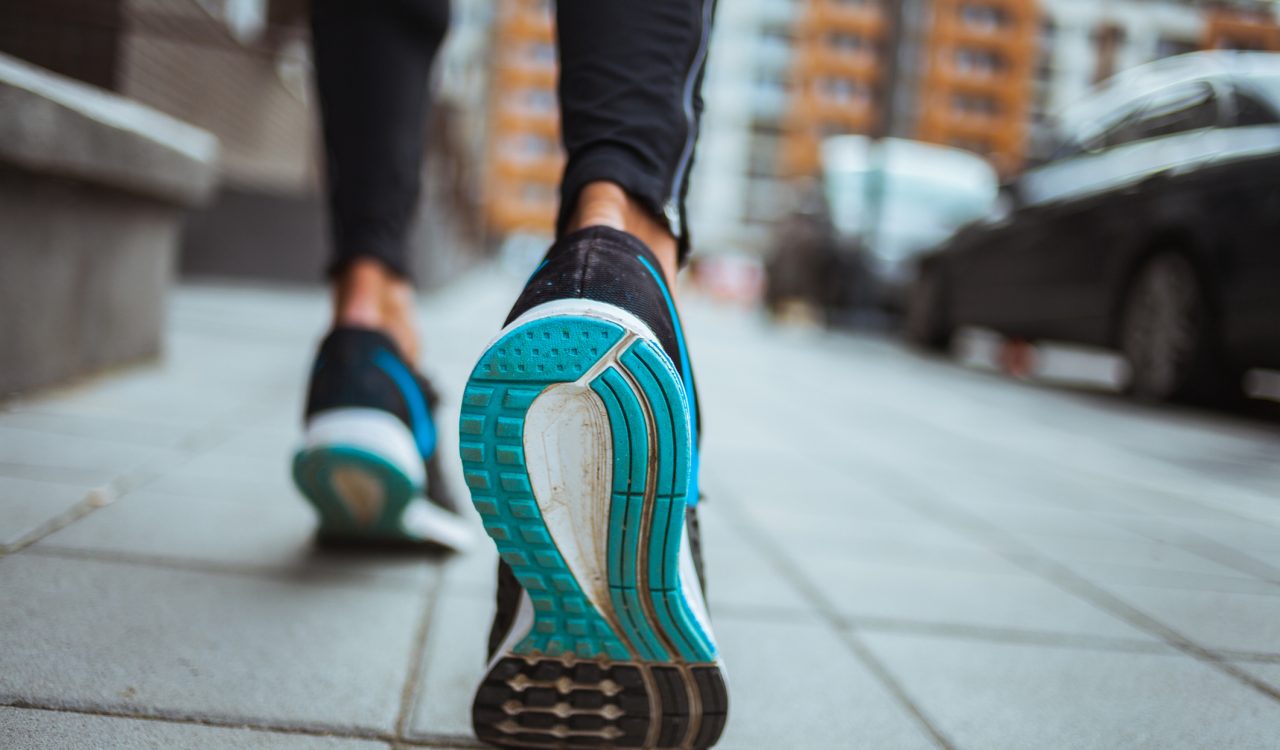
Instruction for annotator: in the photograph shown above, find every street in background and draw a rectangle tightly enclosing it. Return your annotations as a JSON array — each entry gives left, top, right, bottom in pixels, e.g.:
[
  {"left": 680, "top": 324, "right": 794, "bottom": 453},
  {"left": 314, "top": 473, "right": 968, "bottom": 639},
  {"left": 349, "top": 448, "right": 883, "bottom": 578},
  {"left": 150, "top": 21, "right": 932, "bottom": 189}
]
[{"left": 906, "top": 51, "right": 1280, "bottom": 405}]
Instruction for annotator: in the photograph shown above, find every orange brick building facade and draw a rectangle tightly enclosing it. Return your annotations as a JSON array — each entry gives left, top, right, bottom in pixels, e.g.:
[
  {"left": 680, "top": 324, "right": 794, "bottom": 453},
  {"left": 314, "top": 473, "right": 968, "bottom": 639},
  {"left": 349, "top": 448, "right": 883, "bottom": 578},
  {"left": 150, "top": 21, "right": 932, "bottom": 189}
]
[
  {"left": 780, "top": 0, "right": 1040, "bottom": 180},
  {"left": 780, "top": 0, "right": 889, "bottom": 176},
  {"left": 916, "top": 0, "right": 1039, "bottom": 177},
  {"left": 484, "top": 0, "right": 562, "bottom": 236},
  {"left": 1204, "top": 6, "right": 1280, "bottom": 51}
]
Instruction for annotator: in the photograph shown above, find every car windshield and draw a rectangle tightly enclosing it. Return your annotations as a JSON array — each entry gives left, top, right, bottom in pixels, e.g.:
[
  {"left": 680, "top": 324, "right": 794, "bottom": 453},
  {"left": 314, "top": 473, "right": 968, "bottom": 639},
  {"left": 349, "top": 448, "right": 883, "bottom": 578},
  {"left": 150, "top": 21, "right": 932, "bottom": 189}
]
[
  {"left": 1242, "top": 72, "right": 1280, "bottom": 110},
  {"left": 826, "top": 168, "right": 996, "bottom": 261}
]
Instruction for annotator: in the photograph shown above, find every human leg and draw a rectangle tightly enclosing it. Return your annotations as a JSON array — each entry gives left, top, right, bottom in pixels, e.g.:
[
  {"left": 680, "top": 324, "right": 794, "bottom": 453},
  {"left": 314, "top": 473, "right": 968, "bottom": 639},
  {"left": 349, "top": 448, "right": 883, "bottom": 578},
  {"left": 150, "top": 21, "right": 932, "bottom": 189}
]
[
  {"left": 465, "top": 2, "right": 726, "bottom": 746},
  {"left": 293, "top": 0, "right": 470, "bottom": 551}
]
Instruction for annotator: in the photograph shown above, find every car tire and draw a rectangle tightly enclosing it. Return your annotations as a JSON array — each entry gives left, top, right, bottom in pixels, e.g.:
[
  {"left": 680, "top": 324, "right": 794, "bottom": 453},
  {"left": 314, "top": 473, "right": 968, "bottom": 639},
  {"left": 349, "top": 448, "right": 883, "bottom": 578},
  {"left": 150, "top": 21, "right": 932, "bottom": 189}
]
[
  {"left": 1119, "top": 252, "right": 1222, "bottom": 402},
  {"left": 905, "top": 264, "right": 953, "bottom": 352}
]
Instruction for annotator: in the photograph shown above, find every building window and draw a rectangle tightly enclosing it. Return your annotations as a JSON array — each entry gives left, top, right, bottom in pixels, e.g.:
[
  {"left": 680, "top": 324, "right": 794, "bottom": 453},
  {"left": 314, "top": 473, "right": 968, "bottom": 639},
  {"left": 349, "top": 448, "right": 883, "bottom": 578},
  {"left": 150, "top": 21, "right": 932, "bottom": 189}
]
[
  {"left": 958, "top": 4, "right": 1008, "bottom": 32},
  {"left": 502, "top": 133, "right": 557, "bottom": 162},
  {"left": 520, "top": 182, "right": 556, "bottom": 204},
  {"left": 510, "top": 88, "right": 558, "bottom": 116},
  {"left": 816, "top": 76, "right": 871, "bottom": 105},
  {"left": 953, "top": 47, "right": 1006, "bottom": 76},
  {"left": 950, "top": 92, "right": 1000, "bottom": 117},
  {"left": 1156, "top": 36, "right": 1198, "bottom": 59},
  {"left": 826, "top": 31, "right": 868, "bottom": 56},
  {"left": 525, "top": 42, "right": 556, "bottom": 66},
  {"left": 949, "top": 136, "right": 991, "bottom": 154}
]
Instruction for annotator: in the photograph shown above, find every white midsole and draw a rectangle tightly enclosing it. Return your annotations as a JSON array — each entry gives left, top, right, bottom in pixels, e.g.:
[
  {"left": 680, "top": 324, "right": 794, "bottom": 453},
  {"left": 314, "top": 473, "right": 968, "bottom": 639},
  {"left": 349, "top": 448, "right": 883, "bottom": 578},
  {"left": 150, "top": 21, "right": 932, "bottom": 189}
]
[
  {"left": 482, "top": 299, "right": 662, "bottom": 355},
  {"left": 401, "top": 497, "right": 474, "bottom": 551},
  {"left": 302, "top": 408, "right": 426, "bottom": 487}
]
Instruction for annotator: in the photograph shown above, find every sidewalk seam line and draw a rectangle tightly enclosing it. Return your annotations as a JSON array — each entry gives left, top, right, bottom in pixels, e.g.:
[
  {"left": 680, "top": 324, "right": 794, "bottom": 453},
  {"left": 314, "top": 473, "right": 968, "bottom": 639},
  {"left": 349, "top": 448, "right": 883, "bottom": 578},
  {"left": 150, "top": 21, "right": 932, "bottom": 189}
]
[
  {"left": 869, "top": 468, "right": 1280, "bottom": 704},
  {"left": 0, "top": 699, "right": 481, "bottom": 747},
  {"left": 394, "top": 570, "right": 445, "bottom": 739},
  {"left": 716, "top": 500, "right": 958, "bottom": 750}
]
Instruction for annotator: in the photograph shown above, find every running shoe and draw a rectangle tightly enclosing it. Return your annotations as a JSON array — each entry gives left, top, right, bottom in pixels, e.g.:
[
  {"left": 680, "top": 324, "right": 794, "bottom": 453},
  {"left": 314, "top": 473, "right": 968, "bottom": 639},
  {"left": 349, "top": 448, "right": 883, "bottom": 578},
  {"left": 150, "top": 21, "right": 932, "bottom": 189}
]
[
  {"left": 461, "top": 227, "right": 727, "bottom": 749},
  {"left": 293, "top": 327, "right": 472, "bottom": 551}
]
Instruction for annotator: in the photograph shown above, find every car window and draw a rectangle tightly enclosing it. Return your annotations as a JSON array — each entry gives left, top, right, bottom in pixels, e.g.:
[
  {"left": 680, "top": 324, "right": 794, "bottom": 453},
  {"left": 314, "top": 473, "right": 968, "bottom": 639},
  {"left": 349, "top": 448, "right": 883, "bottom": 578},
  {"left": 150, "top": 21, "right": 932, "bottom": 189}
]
[
  {"left": 1232, "top": 88, "right": 1280, "bottom": 127},
  {"left": 1130, "top": 83, "right": 1218, "bottom": 140},
  {"left": 1050, "top": 100, "right": 1145, "bottom": 160}
]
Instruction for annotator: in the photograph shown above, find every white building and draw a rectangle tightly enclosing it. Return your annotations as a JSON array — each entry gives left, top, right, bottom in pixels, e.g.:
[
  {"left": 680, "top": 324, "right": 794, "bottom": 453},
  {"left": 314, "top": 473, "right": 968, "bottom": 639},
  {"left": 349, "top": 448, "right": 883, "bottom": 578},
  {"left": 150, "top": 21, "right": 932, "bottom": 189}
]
[
  {"left": 1034, "top": 0, "right": 1205, "bottom": 124},
  {"left": 686, "top": 0, "right": 800, "bottom": 256}
]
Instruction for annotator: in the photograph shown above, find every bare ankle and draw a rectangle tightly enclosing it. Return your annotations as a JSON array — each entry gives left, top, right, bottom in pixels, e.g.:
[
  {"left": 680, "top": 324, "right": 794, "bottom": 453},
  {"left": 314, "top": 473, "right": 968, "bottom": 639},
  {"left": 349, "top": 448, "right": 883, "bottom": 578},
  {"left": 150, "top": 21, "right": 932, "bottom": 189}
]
[
  {"left": 568, "top": 182, "right": 680, "bottom": 287},
  {"left": 333, "top": 258, "right": 421, "bottom": 361}
]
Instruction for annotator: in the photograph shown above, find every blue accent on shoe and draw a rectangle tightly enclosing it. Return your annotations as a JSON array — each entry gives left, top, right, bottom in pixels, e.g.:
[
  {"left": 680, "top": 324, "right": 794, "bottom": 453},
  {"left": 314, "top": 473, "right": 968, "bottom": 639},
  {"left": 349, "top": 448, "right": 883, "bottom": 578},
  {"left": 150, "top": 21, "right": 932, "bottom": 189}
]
[
  {"left": 527, "top": 258, "right": 549, "bottom": 284},
  {"left": 373, "top": 348, "right": 437, "bottom": 458},
  {"left": 461, "top": 314, "right": 715, "bottom": 664},
  {"left": 635, "top": 255, "right": 701, "bottom": 509}
]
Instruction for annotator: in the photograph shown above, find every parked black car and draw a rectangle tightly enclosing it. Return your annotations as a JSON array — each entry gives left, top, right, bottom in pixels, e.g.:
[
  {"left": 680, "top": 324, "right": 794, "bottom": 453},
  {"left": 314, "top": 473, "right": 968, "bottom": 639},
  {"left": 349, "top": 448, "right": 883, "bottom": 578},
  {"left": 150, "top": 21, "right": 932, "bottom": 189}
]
[{"left": 907, "top": 52, "right": 1280, "bottom": 402}]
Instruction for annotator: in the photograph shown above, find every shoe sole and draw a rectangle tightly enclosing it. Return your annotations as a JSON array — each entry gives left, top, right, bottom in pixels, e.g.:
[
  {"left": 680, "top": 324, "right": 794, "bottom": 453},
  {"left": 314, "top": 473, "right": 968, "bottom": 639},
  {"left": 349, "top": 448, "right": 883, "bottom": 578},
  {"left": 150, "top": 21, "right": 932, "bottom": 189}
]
[
  {"left": 461, "top": 307, "right": 727, "bottom": 749},
  {"left": 293, "top": 444, "right": 418, "bottom": 540},
  {"left": 294, "top": 409, "right": 469, "bottom": 550}
]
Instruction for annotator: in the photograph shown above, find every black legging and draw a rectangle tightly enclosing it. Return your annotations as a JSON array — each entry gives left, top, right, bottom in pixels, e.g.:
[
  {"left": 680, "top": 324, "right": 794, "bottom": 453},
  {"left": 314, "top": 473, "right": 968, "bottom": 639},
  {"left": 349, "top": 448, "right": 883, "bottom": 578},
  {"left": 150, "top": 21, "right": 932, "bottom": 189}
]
[{"left": 312, "top": 0, "right": 716, "bottom": 279}]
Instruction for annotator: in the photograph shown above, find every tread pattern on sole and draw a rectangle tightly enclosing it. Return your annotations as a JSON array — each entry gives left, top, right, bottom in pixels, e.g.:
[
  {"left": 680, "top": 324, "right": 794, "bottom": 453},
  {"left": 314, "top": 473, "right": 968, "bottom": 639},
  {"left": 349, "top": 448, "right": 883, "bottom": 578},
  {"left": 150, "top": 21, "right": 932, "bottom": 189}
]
[
  {"left": 292, "top": 445, "right": 416, "bottom": 538},
  {"left": 462, "top": 314, "right": 726, "bottom": 748},
  {"left": 462, "top": 318, "right": 632, "bottom": 660},
  {"left": 473, "top": 657, "right": 728, "bottom": 750}
]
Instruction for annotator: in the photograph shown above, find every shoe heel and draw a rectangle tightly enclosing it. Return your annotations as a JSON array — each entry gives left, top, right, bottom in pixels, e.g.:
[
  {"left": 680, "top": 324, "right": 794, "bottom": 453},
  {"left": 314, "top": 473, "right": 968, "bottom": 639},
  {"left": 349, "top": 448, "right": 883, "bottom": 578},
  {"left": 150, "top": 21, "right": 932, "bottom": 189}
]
[
  {"left": 460, "top": 310, "right": 715, "bottom": 662},
  {"left": 293, "top": 407, "right": 424, "bottom": 537},
  {"left": 473, "top": 656, "right": 729, "bottom": 749}
]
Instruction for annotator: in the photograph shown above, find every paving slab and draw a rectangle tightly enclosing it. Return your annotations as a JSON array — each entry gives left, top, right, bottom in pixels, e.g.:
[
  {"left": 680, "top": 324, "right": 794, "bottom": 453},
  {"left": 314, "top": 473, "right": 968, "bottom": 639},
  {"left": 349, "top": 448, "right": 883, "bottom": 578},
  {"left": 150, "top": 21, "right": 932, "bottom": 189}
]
[
  {"left": 1092, "top": 583, "right": 1280, "bottom": 655},
  {"left": 1012, "top": 532, "right": 1254, "bottom": 582},
  {"left": 0, "top": 475, "right": 89, "bottom": 547},
  {"left": 1238, "top": 663, "right": 1280, "bottom": 692},
  {"left": 0, "top": 706, "right": 388, "bottom": 749},
  {"left": 406, "top": 593, "right": 493, "bottom": 740},
  {"left": 440, "top": 540, "right": 500, "bottom": 594},
  {"left": 34, "top": 488, "right": 442, "bottom": 590},
  {"left": 0, "top": 408, "right": 196, "bottom": 449},
  {"left": 714, "top": 617, "right": 939, "bottom": 748},
  {"left": 744, "top": 507, "right": 1015, "bottom": 574},
  {"left": 0, "top": 425, "right": 182, "bottom": 488},
  {"left": 0, "top": 553, "right": 424, "bottom": 733},
  {"left": 792, "top": 554, "right": 1154, "bottom": 641},
  {"left": 862, "top": 632, "right": 1280, "bottom": 750},
  {"left": 694, "top": 504, "right": 817, "bottom": 615}
]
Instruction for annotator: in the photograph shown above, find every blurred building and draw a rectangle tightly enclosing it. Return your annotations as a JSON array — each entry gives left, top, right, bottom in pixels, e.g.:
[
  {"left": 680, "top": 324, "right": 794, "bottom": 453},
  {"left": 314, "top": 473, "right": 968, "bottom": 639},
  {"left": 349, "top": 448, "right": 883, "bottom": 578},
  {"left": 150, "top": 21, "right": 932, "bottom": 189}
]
[
  {"left": 1, "top": 0, "right": 489, "bottom": 286},
  {"left": 778, "top": 0, "right": 1040, "bottom": 181},
  {"left": 779, "top": 0, "right": 888, "bottom": 178},
  {"left": 915, "top": 0, "right": 1040, "bottom": 177},
  {"left": 1031, "top": 1, "right": 1280, "bottom": 141},
  {"left": 482, "top": 0, "right": 560, "bottom": 238},
  {"left": 687, "top": 0, "right": 800, "bottom": 254}
]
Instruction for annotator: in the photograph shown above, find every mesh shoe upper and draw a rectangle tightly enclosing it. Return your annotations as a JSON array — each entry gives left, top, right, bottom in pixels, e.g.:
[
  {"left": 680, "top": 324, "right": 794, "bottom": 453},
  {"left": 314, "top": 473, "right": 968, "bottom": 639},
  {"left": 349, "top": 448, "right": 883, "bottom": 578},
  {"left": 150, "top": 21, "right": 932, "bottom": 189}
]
[{"left": 507, "top": 227, "right": 685, "bottom": 387}]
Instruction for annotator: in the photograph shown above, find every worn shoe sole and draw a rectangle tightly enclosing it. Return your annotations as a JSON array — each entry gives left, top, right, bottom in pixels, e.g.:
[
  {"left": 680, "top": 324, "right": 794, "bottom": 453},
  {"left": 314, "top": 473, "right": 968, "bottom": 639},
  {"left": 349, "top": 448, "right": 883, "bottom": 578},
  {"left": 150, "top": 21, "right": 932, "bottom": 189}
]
[
  {"left": 461, "top": 301, "right": 727, "bottom": 749},
  {"left": 294, "top": 408, "right": 470, "bottom": 550}
]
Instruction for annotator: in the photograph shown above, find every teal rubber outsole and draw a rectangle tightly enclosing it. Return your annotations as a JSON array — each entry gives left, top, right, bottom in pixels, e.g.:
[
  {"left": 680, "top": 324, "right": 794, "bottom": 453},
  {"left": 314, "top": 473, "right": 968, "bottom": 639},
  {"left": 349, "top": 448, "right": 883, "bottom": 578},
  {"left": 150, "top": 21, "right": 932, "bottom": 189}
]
[
  {"left": 292, "top": 445, "right": 419, "bottom": 540},
  {"left": 460, "top": 315, "right": 715, "bottom": 664}
]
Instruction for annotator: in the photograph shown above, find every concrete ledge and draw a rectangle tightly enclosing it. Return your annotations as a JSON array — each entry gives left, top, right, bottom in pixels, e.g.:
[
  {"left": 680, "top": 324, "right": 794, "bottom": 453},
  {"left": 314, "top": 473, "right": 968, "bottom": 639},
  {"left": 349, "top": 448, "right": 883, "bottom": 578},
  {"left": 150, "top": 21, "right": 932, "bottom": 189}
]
[
  {"left": 0, "top": 53, "right": 219, "bottom": 207},
  {"left": 0, "top": 54, "right": 219, "bottom": 396}
]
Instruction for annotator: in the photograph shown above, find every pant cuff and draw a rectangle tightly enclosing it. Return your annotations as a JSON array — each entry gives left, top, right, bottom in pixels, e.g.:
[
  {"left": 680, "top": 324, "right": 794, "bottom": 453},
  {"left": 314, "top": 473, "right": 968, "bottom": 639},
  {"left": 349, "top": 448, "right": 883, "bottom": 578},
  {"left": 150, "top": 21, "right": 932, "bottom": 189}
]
[{"left": 556, "top": 144, "right": 691, "bottom": 264}]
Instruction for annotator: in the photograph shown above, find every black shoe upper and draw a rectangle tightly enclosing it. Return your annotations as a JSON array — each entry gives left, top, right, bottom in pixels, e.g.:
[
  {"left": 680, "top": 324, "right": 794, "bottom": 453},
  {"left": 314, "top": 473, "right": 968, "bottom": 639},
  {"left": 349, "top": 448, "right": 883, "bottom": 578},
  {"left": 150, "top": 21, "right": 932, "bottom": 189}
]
[
  {"left": 507, "top": 226, "right": 703, "bottom": 443},
  {"left": 506, "top": 226, "right": 686, "bottom": 387},
  {"left": 305, "top": 326, "right": 461, "bottom": 514}
]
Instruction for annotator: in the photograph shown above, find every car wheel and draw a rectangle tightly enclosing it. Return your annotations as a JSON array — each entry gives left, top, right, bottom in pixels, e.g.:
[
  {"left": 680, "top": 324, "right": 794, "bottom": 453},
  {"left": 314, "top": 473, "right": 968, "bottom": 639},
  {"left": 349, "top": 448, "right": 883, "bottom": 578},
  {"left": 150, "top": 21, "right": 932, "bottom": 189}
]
[
  {"left": 1119, "top": 252, "right": 1218, "bottom": 402},
  {"left": 905, "top": 265, "right": 953, "bottom": 352}
]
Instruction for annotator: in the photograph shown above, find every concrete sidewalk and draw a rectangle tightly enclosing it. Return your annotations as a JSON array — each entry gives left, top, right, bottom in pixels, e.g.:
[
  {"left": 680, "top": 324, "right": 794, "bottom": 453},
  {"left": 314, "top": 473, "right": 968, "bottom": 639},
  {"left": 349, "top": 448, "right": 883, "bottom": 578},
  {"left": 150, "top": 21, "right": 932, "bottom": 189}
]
[{"left": 3, "top": 269, "right": 1280, "bottom": 748}]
